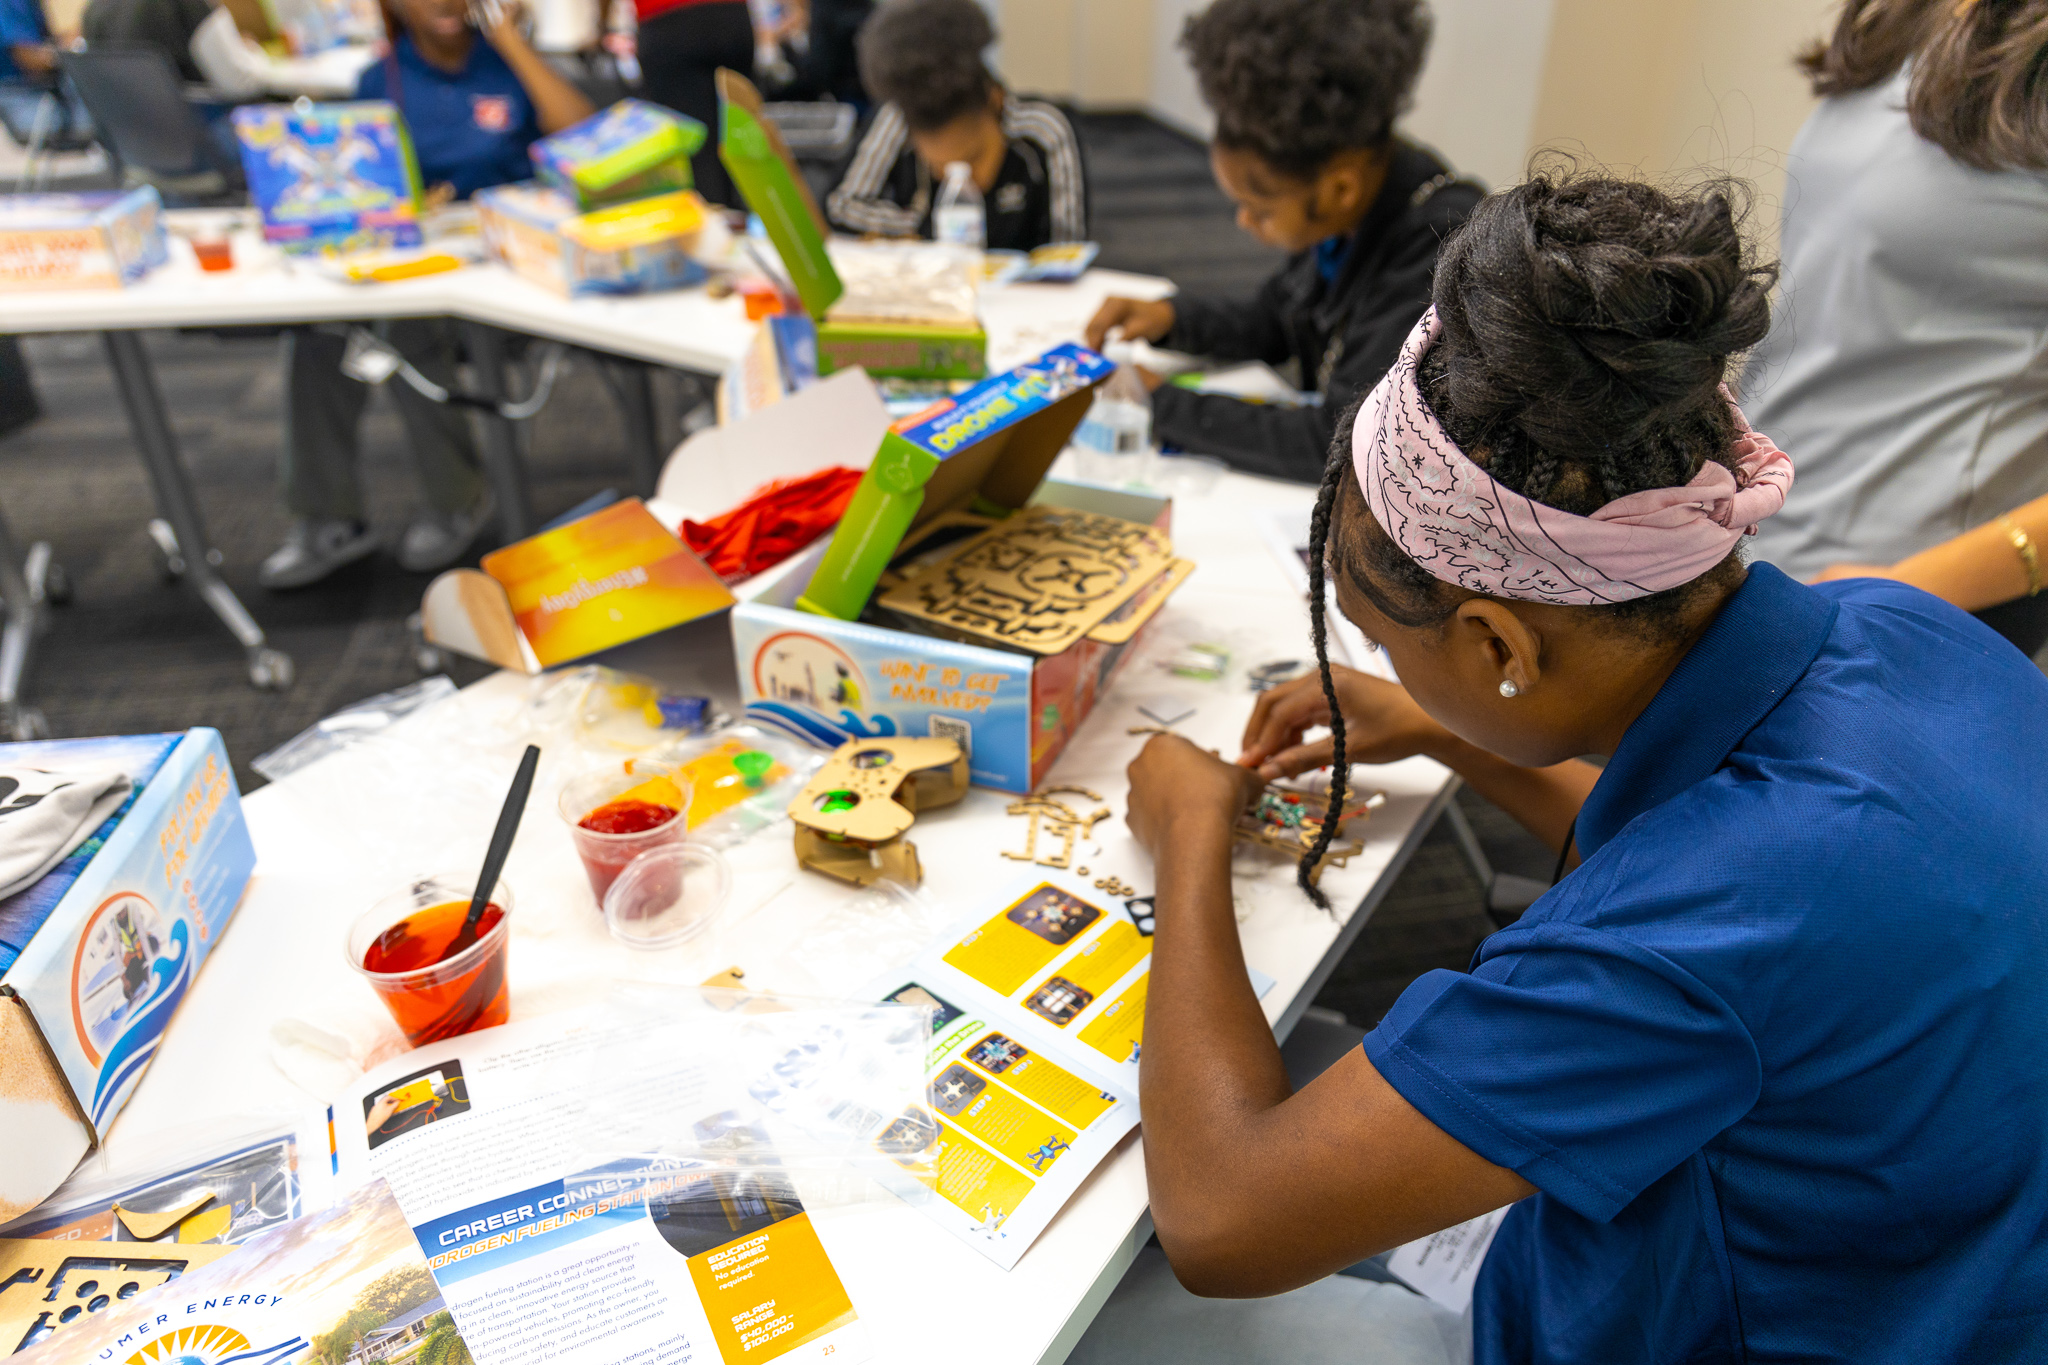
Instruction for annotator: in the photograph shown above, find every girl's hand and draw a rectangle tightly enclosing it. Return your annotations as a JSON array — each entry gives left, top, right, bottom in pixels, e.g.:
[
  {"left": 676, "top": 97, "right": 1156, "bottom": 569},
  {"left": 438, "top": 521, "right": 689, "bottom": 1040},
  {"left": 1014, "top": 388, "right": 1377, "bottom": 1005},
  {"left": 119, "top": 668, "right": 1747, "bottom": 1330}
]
[
  {"left": 1238, "top": 666, "right": 1448, "bottom": 779},
  {"left": 1126, "top": 733, "right": 1264, "bottom": 860}
]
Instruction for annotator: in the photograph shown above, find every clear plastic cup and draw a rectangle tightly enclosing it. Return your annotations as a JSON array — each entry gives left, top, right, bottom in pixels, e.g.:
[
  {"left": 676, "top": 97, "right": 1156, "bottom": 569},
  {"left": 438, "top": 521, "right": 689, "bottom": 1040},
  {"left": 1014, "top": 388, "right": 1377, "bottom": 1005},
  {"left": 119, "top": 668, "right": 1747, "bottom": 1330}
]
[
  {"left": 558, "top": 763, "right": 690, "bottom": 905},
  {"left": 347, "top": 873, "right": 512, "bottom": 1047},
  {"left": 602, "top": 843, "right": 732, "bottom": 949}
]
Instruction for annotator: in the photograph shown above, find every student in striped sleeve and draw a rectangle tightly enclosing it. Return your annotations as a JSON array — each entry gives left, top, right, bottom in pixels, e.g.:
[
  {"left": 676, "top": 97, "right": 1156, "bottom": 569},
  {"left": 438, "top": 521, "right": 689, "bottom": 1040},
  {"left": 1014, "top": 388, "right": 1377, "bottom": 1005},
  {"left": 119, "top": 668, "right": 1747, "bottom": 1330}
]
[{"left": 826, "top": 0, "right": 1087, "bottom": 251}]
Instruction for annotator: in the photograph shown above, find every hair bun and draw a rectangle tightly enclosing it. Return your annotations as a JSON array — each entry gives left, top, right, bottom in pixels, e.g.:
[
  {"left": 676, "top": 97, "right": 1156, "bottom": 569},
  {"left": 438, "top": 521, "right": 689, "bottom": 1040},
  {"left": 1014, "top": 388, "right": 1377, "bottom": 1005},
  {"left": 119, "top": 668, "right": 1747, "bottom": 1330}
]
[{"left": 1428, "top": 171, "right": 1777, "bottom": 509}]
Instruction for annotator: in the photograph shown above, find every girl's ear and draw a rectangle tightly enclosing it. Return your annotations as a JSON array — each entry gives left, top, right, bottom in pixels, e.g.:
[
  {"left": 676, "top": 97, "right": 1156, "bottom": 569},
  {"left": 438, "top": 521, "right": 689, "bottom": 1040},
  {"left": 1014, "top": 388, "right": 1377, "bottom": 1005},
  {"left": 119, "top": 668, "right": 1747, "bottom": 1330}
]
[{"left": 1454, "top": 598, "right": 1544, "bottom": 695}]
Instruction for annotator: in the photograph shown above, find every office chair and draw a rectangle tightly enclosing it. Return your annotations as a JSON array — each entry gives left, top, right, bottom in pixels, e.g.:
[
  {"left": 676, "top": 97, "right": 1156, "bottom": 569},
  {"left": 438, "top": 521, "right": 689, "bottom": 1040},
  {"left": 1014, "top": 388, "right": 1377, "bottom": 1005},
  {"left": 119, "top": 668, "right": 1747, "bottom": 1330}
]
[{"left": 59, "top": 46, "right": 246, "bottom": 206}]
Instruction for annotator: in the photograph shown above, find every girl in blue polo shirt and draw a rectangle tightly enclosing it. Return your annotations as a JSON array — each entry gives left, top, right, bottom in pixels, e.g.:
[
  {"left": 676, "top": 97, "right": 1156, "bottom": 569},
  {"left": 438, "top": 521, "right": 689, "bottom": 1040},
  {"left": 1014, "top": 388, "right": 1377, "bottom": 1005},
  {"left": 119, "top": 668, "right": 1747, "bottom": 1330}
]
[
  {"left": 1079, "top": 173, "right": 2048, "bottom": 1364},
  {"left": 260, "top": 0, "right": 593, "bottom": 590}
]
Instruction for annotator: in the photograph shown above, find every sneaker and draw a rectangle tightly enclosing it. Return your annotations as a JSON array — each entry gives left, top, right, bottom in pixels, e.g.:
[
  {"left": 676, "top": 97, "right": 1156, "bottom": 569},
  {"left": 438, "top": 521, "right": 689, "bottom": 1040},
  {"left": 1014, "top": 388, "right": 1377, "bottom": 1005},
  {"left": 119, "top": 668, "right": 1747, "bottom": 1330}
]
[
  {"left": 258, "top": 518, "right": 377, "bottom": 590},
  {"left": 397, "top": 490, "right": 495, "bottom": 574}
]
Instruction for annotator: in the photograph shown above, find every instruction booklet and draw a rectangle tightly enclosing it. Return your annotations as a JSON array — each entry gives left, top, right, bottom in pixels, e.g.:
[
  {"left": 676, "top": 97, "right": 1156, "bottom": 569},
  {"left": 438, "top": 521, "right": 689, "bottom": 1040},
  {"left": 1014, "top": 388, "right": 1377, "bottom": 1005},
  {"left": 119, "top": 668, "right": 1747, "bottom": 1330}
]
[{"left": 869, "top": 869, "right": 1274, "bottom": 1269}]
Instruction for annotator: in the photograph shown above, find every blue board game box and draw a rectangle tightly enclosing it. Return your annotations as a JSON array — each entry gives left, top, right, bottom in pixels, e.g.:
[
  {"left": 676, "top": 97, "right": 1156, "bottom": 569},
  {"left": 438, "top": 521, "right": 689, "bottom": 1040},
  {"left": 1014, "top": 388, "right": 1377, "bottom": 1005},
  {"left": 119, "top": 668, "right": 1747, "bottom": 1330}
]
[
  {"left": 0, "top": 728, "right": 254, "bottom": 1137},
  {"left": 231, "top": 101, "right": 423, "bottom": 253}
]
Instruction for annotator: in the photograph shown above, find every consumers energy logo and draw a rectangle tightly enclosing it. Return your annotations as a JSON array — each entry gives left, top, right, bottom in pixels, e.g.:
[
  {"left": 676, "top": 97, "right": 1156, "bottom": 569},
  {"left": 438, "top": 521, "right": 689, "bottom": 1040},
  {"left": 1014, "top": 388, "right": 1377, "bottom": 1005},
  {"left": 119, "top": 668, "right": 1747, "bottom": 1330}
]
[{"left": 121, "top": 1325, "right": 304, "bottom": 1365}]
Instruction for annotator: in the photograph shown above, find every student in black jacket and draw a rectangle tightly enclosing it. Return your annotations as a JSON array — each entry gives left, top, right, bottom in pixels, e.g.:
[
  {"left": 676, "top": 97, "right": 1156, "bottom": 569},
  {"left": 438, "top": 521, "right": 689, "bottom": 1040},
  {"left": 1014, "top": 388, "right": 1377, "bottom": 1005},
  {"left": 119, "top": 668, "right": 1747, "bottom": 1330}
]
[
  {"left": 827, "top": 0, "right": 1086, "bottom": 251},
  {"left": 1085, "top": 0, "right": 1479, "bottom": 485}
]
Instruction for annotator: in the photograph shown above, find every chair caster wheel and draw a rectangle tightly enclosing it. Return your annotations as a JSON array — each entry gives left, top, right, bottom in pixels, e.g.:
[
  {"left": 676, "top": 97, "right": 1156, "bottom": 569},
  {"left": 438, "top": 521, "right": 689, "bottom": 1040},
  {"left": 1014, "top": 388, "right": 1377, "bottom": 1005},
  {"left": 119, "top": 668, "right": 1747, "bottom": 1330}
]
[{"left": 248, "top": 647, "right": 295, "bottom": 690}]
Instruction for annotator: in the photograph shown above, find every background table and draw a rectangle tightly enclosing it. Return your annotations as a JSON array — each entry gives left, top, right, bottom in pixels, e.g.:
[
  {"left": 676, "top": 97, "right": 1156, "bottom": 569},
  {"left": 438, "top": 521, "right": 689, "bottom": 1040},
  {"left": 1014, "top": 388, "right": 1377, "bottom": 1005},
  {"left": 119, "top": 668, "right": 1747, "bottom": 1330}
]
[{"left": 1, "top": 216, "right": 1170, "bottom": 689}]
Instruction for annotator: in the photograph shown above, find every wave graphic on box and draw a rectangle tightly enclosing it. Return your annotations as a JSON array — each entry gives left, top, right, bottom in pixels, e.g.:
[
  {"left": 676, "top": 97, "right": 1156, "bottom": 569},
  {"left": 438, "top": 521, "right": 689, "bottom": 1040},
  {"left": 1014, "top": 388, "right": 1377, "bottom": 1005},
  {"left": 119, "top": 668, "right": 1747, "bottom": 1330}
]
[
  {"left": 89, "top": 918, "right": 191, "bottom": 1126},
  {"left": 745, "top": 700, "right": 899, "bottom": 749}
]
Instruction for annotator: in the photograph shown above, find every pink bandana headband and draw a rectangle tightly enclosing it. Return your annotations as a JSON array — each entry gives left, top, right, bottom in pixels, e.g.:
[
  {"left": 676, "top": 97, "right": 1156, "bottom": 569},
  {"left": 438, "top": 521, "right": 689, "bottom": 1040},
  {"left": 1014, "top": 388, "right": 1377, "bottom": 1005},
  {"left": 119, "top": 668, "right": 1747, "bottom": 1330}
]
[{"left": 1353, "top": 309, "right": 1794, "bottom": 606}]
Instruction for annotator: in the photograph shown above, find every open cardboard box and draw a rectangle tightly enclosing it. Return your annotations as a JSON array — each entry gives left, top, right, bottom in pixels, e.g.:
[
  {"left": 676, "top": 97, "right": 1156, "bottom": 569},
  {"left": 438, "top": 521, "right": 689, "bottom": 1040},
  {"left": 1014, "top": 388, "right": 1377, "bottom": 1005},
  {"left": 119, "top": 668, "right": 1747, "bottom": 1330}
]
[{"left": 0, "top": 729, "right": 255, "bottom": 1224}]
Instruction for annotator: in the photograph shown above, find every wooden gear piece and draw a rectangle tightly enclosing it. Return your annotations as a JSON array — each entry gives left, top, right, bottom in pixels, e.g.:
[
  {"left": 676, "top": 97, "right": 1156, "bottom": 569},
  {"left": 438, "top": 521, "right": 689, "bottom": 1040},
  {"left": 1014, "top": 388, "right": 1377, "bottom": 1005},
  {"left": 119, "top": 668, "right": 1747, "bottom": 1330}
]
[
  {"left": 788, "top": 736, "right": 968, "bottom": 887},
  {"left": 878, "top": 506, "right": 1194, "bottom": 655}
]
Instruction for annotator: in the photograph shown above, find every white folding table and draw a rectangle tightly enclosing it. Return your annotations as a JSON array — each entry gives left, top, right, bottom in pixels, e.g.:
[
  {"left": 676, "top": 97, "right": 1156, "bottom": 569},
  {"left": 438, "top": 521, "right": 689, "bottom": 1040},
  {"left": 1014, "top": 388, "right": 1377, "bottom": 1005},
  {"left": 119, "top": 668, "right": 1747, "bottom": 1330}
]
[
  {"left": 95, "top": 454, "right": 1456, "bottom": 1365},
  {"left": 1, "top": 220, "right": 1172, "bottom": 690}
]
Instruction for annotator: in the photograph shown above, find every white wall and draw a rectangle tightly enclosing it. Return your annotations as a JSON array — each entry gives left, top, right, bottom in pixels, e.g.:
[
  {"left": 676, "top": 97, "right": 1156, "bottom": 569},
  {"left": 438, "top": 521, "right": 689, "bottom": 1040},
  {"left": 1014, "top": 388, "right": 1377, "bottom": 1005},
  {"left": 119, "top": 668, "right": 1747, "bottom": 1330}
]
[
  {"left": 1405, "top": 0, "right": 1557, "bottom": 189},
  {"left": 1148, "top": 0, "right": 1214, "bottom": 138}
]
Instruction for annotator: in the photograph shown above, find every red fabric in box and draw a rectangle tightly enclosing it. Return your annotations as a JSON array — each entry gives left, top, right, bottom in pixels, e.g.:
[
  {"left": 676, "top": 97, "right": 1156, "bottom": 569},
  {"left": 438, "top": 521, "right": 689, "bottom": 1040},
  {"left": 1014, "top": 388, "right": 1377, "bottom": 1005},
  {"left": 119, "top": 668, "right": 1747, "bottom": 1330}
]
[{"left": 680, "top": 465, "right": 865, "bottom": 583}]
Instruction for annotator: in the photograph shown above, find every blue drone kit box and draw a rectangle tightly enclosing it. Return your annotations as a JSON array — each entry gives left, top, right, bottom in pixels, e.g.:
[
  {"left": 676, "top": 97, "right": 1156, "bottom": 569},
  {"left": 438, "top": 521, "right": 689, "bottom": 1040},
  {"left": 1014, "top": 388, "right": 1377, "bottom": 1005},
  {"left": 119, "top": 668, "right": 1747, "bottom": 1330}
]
[{"left": 231, "top": 101, "right": 424, "bottom": 253}]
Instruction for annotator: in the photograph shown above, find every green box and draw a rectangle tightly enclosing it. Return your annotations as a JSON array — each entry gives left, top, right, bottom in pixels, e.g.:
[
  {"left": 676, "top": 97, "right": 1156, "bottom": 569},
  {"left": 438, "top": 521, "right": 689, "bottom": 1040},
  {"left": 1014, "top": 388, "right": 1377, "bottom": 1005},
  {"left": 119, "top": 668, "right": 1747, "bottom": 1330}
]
[
  {"left": 794, "top": 343, "right": 1114, "bottom": 620},
  {"left": 816, "top": 319, "right": 988, "bottom": 380},
  {"left": 717, "top": 70, "right": 843, "bottom": 318},
  {"left": 531, "top": 99, "right": 703, "bottom": 210}
]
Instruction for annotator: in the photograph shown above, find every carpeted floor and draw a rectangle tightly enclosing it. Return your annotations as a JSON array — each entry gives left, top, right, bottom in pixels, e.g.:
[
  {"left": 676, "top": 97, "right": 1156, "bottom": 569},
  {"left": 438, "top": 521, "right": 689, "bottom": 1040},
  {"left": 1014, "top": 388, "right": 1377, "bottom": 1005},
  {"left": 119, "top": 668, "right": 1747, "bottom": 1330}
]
[{"left": 0, "top": 111, "right": 1527, "bottom": 1026}]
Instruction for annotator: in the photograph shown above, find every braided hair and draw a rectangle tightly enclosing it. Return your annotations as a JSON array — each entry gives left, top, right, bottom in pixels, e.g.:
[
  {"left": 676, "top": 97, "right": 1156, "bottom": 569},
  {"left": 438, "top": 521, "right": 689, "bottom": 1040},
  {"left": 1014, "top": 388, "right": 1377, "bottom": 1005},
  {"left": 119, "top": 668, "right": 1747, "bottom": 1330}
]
[
  {"left": 1295, "top": 169, "right": 1776, "bottom": 898},
  {"left": 1297, "top": 440, "right": 1353, "bottom": 909}
]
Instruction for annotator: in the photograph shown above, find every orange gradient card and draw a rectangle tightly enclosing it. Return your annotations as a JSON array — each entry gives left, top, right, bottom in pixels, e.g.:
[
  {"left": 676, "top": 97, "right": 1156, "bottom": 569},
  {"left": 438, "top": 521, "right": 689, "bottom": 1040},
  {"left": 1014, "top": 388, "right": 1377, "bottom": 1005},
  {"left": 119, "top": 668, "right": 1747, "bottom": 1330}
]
[{"left": 482, "top": 498, "right": 735, "bottom": 666}]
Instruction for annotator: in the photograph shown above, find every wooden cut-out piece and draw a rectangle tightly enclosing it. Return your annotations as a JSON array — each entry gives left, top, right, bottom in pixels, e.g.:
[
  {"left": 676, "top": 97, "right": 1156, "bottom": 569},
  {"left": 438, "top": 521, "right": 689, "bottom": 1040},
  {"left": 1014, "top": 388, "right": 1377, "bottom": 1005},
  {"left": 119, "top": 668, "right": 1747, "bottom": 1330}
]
[
  {"left": 1002, "top": 790, "right": 1110, "bottom": 869},
  {"left": 788, "top": 737, "right": 967, "bottom": 886},
  {"left": 111, "top": 1192, "right": 216, "bottom": 1242},
  {"left": 0, "top": 1239, "right": 238, "bottom": 1356},
  {"left": 879, "top": 507, "right": 1194, "bottom": 655}
]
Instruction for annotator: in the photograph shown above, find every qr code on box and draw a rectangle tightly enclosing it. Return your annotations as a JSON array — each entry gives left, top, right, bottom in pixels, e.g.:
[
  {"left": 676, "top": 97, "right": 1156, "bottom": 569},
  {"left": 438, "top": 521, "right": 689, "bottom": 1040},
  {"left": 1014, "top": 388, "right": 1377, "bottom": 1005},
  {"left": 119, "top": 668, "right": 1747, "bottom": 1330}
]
[{"left": 929, "top": 715, "right": 972, "bottom": 758}]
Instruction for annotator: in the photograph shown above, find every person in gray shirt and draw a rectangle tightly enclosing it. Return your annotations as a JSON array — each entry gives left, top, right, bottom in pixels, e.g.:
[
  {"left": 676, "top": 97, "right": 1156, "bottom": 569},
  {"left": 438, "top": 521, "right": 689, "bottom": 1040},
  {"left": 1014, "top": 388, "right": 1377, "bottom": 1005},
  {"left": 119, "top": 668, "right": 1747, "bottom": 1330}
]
[{"left": 1740, "top": 0, "right": 2048, "bottom": 653}]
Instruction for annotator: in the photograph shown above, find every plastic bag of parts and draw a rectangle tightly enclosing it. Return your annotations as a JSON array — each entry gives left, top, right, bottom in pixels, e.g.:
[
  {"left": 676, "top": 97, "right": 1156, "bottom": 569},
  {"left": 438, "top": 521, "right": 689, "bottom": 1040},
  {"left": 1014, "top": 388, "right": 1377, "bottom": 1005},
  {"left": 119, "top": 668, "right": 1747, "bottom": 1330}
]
[
  {"left": 251, "top": 675, "right": 459, "bottom": 782},
  {"left": 644, "top": 723, "right": 824, "bottom": 849},
  {"left": 781, "top": 879, "right": 954, "bottom": 997},
  {"left": 0, "top": 1117, "right": 327, "bottom": 1246},
  {"left": 524, "top": 665, "right": 728, "bottom": 753},
  {"left": 533, "top": 983, "right": 939, "bottom": 1191}
]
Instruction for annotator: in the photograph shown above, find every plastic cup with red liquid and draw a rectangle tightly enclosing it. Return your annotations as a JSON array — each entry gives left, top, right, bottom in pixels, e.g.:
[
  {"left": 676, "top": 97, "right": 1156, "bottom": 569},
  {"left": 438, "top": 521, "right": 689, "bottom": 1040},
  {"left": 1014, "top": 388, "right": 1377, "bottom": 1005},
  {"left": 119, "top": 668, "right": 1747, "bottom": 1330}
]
[
  {"left": 558, "top": 764, "right": 691, "bottom": 905},
  {"left": 348, "top": 873, "right": 513, "bottom": 1047}
]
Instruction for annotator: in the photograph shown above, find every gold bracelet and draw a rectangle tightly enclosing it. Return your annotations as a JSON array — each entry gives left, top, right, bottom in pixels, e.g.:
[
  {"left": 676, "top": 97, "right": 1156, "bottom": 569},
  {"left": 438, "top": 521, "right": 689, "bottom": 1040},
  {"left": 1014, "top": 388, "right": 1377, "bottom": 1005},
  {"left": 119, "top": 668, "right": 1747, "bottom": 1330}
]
[{"left": 1999, "top": 516, "right": 2043, "bottom": 597}]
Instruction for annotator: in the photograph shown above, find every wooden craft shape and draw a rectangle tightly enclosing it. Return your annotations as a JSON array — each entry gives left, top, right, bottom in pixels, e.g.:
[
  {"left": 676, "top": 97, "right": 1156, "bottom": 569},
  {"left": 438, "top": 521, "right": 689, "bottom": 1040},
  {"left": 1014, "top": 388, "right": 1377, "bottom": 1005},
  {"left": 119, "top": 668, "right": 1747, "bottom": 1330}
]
[
  {"left": 878, "top": 507, "right": 1193, "bottom": 655},
  {"left": 0, "top": 1238, "right": 237, "bottom": 1355},
  {"left": 1002, "top": 788, "right": 1111, "bottom": 870},
  {"left": 787, "top": 737, "right": 967, "bottom": 886},
  {"left": 111, "top": 1192, "right": 216, "bottom": 1242}
]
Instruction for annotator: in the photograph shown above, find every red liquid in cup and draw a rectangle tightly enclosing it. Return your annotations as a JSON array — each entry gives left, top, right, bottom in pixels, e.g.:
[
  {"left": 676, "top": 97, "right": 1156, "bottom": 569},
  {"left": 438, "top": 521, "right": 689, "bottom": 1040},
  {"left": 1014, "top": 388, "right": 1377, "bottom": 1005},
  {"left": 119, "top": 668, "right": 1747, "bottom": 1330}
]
[
  {"left": 362, "top": 899, "right": 509, "bottom": 1045},
  {"left": 574, "top": 798, "right": 681, "bottom": 900},
  {"left": 193, "top": 239, "right": 233, "bottom": 272}
]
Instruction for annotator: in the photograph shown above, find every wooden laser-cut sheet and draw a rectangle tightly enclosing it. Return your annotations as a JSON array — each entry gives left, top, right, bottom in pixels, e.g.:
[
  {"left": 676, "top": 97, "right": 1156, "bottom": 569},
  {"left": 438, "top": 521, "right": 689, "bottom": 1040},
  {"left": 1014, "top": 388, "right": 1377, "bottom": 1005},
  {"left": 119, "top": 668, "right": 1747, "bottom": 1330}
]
[
  {"left": 0, "top": 1239, "right": 237, "bottom": 1355},
  {"left": 878, "top": 507, "right": 1189, "bottom": 655}
]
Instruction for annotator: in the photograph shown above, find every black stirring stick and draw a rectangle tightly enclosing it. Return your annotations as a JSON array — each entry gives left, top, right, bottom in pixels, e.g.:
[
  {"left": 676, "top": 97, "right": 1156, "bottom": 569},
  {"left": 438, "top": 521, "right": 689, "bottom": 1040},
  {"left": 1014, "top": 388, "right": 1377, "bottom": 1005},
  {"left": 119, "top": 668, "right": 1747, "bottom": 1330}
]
[{"left": 448, "top": 744, "right": 540, "bottom": 957}]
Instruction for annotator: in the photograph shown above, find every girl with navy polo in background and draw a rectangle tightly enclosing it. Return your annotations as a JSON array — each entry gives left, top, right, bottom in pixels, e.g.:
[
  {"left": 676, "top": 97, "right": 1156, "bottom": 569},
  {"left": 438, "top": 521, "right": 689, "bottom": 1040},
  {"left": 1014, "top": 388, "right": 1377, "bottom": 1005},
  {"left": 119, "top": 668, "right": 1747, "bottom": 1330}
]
[
  {"left": 1073, "top": 173, "right": 2048, "bottom": 1365},
  {"left": 260, "top": 0, "right": 593, "bottom": 590}
]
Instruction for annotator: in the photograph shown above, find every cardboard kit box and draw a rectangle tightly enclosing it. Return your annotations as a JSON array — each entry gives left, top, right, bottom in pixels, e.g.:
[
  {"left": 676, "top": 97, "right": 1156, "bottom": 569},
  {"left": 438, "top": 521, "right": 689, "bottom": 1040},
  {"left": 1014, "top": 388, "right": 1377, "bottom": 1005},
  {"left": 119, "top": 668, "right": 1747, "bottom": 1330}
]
[
  {"left": 476, "top": 182, "right": 709, "bottom": 297},
  {"left": 717, "top": 71, "right": 987, "bottom": 380},
  {"left": 712, "top": 343, "right": 1183, "bottom": 793},
  {"left": 531, "top": 98, "right": 703, "bottom": 209},
  {"left": 0, "top": 728, "right": 256, "bottom": 1222},
  {"left": 0, "top": 187, "right": 167, "bottom": 291},
  {"left": 231, "top": 101, "right": 424, "bottom": 253},
  {"left": 731, "top": 478, "right": 1170, "bottom": 793}
]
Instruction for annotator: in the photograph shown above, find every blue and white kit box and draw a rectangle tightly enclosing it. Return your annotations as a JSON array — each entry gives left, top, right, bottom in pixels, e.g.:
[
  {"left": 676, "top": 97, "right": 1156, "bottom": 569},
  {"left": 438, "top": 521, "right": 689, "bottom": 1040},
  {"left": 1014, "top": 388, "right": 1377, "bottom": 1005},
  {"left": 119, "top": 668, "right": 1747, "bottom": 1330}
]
[
  {"left": 0, "top": 728, "right": 255, "bottom": 1220},
  {"left": 731, "top": 480, "right": 1170, "bottom": 794}
]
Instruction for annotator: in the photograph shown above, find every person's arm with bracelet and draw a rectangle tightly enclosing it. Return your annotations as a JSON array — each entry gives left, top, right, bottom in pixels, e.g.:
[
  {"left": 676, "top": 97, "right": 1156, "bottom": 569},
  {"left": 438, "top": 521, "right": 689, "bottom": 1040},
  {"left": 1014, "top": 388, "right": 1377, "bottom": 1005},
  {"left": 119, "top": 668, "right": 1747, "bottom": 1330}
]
[
  {"left": 482, "top": 3, "right": 592, "bottom": 133},
  {"left": 1815, "top": 492, "right": 2048, "bottom": 609}
]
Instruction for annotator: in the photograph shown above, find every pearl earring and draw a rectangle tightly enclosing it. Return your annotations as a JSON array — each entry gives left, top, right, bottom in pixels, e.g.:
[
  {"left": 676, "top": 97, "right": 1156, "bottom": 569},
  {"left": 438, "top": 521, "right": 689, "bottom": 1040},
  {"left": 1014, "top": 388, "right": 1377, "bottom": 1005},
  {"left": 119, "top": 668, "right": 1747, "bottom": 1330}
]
[{"left": 1499, "top": 680, "right": 1519, "bottom": 698}]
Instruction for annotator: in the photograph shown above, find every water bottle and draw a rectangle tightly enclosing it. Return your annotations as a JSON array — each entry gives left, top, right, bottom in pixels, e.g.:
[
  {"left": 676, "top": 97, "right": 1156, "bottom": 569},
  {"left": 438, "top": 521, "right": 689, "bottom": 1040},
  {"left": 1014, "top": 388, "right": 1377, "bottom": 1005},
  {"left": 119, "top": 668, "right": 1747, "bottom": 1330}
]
[
  {"left": 933, "top": 162, "right": 986, "bottom": 252},
  {"left": 1072, "top": 364, "right": 1154, "bottom": 486}
]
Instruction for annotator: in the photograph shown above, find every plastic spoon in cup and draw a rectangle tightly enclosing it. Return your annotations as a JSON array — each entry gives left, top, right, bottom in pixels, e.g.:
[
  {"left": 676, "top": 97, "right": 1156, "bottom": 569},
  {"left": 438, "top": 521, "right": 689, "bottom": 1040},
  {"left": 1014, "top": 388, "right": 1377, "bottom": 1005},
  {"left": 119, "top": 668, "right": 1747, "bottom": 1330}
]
[{"left": 446, "top": 744, "right": 540, "bottom": 958}]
